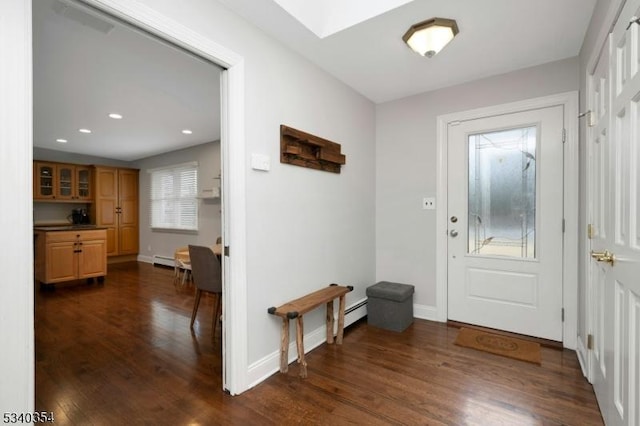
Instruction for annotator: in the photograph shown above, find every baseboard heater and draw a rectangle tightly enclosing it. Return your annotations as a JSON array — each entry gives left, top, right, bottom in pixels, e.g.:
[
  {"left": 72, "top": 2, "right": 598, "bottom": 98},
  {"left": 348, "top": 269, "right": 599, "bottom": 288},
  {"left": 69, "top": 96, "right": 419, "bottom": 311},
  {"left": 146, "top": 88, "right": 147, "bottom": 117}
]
[
  {"left": 345, "top": 299, "right": 367, "bottom": 315},
  {"left": 152, "top": 255, "right": 175, "bottom": 268}
]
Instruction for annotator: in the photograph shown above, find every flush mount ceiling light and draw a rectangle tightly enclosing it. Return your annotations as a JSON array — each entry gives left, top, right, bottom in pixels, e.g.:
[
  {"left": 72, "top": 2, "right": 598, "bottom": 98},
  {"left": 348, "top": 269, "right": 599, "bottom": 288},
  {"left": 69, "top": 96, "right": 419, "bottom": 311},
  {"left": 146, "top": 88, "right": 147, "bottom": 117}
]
[
  {"left": 56, "top": 138, "right": 67, "bottom": 143},
  {"left": 403, "top": 17, "right": 459, "bottom": 58},
  {"left": 108, "top": 113, "right": 123, "bottom": 119},
  {"left": 181, "top": 129, "right": 193, "bottom": 135},
  {"left": 78, "top": 128, "right": 92, "bottom": 134}
]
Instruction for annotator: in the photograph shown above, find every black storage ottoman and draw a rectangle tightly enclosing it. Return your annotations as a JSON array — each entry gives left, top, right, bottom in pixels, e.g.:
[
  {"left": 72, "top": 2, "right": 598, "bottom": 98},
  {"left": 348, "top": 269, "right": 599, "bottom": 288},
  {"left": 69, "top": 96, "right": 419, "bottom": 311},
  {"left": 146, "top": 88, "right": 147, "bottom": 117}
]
[{"left": 366, "top": 281, "right": 414, "bottom": 332}]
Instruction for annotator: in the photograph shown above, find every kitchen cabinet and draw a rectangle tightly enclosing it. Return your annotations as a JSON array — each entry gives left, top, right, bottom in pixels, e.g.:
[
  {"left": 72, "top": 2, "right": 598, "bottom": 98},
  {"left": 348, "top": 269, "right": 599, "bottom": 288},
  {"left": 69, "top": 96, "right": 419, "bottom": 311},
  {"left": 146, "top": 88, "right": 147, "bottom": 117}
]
[
  {"left": 34, "top": 229, "right": 107, "bottom": 285},
  {"left": 33, "top": 161, "right": 56, "bottom": 200},
  {"left": 91, "top": 166, "right": 139, "bottom": 257},
  {"left": 33, "top": 161, "right": 93, "bottom": 201}
]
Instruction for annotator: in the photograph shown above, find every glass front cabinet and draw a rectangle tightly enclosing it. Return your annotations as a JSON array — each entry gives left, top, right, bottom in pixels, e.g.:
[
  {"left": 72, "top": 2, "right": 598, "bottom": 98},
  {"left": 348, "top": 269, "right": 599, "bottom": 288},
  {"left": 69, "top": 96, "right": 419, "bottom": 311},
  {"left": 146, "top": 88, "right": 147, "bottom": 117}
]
[
  {"left": 74, "top": 166, "right": 92, "bottom": 201},
  {"left": 33, "top": 162, "right": 92, "bottom": 201},
  {"left": 34, "top": 162, "right": 57, "bottom": 200}
]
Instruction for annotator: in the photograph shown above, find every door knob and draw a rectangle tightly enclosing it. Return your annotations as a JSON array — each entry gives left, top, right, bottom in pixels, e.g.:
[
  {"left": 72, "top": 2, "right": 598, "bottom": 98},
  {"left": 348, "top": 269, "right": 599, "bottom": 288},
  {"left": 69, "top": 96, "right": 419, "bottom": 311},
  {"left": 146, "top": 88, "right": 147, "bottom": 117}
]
[
  {"left": 591, "top": 250, "right": 615, "bottom": 266},
  {"left": 450, "top": 230, "right": 458, "bottom": 237}
]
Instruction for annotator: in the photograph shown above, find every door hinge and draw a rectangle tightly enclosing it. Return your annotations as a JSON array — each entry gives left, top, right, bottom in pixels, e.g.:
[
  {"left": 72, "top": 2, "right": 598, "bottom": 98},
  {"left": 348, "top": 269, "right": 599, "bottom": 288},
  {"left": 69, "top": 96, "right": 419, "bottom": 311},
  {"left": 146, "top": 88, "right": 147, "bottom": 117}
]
[
  {"left": 561, "top": 308, "right": 565, "bottom": 322},
  {"left": 587, "top": 334, "right": 594, "bottom": 350},
  {"left": 562, "top": 128, "right": 566, "bottom": 143},
  {"left": 224, "top": 245, "right": 230, "bottom": 256},
  {"left": 562, "top": 219, "right": 566, "bottom": 233},
  {"left": 587, "top": 224, "right": 594, "bottom": 239}
]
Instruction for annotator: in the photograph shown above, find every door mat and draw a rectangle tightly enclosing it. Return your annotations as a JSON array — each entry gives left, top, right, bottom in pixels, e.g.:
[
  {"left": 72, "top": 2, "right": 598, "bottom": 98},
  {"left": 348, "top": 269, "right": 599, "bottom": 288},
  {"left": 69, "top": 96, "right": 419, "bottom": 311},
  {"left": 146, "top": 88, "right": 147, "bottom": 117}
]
[{"left": 454, "top": 327, "right": 541, "bottom": 365}]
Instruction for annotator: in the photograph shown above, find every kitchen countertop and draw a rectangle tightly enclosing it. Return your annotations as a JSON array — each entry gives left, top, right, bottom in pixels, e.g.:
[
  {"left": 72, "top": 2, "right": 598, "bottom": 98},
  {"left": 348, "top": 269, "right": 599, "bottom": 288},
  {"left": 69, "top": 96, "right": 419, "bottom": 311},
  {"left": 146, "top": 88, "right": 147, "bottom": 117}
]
[{"left": 33, "top": 225, "right": 106, "bottom": 231}]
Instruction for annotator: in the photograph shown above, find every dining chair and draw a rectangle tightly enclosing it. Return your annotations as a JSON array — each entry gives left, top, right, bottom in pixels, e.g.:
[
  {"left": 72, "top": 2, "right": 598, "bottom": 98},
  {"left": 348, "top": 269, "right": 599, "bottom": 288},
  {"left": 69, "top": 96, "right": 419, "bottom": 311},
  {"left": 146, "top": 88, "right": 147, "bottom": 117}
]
[
  {"left": 188, "top": 245, "right": 222, "bottom": 334},
  {"left": 173, "top": 246, "right": 191, "bottom": 285}
]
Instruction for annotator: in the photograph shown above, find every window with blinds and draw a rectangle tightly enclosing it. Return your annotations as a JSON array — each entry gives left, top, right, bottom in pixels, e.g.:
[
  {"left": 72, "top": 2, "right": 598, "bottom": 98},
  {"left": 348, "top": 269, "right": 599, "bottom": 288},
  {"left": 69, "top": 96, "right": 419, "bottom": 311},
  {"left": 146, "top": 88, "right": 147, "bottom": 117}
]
[{"left": 149, "top": 162, "right": 198, "bottom": 231}]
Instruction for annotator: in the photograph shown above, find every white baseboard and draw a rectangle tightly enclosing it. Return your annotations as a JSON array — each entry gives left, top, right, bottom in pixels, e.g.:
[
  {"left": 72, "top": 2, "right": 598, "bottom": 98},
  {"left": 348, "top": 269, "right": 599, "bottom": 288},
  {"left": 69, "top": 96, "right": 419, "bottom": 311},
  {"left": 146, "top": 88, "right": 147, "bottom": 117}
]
[
  {"left": 576, "top": 335, "right": 590, "bottom": 381},
  {"left": 247, "top": 297, "right": 367, "bottom": 389},
  {"left": 414, "top": 304, "right": 441, "bottom": 322}
]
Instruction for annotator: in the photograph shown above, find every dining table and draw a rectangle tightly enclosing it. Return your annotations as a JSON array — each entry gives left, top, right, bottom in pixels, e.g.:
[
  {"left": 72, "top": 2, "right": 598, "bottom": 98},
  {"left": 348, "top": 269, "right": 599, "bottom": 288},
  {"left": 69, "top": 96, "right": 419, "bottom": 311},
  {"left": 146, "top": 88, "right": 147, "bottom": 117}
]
[{"left": 175, "top": 243, "right": 223, "bottom": 262}]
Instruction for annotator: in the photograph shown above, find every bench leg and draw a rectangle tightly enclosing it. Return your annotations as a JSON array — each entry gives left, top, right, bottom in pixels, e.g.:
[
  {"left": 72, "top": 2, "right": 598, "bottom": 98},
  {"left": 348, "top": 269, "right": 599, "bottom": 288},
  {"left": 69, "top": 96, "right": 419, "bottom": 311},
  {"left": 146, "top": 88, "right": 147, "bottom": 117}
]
[
  {"left": 296, "top": 316, "right": 307, "bottom": 378},
  {"left": 326, "top": 299, "right": 335, "bottom": 344},
  {"left": 280, "top": 318, "right": 290, "bottom": 373},
  {"left": 336, "top": 295, "right": 346, "bottom": 345}
]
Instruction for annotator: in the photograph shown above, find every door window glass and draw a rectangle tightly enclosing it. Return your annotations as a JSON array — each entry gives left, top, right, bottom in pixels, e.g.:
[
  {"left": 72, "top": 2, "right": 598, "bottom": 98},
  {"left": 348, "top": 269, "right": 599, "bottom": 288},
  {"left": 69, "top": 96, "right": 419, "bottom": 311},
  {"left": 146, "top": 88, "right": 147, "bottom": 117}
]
[{"left": 468, "top": 126, "right": 537, "bottom": 258}]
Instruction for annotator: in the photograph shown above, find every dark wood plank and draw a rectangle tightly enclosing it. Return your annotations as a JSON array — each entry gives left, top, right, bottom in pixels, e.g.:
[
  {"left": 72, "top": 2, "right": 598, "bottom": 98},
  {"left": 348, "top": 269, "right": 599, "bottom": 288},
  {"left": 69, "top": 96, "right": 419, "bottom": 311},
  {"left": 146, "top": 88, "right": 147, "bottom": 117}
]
[
  {"left": 35, "top": 262, "right": 602, "bottom": 425},
  {"left": 268, "top": 284, "right": 351, "bottom": 318}
]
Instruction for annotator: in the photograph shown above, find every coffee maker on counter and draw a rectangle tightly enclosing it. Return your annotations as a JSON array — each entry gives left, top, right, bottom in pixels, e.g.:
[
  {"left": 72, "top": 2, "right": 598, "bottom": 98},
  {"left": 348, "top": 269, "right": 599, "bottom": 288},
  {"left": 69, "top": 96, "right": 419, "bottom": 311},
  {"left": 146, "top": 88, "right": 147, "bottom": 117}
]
[{"left": 70, "top": 208, "right": 90, "bottom": 225}]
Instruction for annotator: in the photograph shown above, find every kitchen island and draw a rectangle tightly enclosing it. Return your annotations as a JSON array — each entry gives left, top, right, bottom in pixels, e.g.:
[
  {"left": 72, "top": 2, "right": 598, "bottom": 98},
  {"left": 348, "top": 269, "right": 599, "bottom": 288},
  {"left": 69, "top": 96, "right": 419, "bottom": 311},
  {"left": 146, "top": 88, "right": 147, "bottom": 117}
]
[{"left": 34, "top": 226, "right": 107, "bottom": 286}]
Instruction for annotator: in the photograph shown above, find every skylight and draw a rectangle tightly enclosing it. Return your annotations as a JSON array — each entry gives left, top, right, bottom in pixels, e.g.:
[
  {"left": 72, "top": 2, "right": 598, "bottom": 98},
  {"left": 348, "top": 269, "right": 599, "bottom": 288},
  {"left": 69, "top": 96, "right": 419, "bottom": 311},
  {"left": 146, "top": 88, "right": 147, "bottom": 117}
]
[{"left": 272, "top": 0, "right": 415, "bottom": 38}]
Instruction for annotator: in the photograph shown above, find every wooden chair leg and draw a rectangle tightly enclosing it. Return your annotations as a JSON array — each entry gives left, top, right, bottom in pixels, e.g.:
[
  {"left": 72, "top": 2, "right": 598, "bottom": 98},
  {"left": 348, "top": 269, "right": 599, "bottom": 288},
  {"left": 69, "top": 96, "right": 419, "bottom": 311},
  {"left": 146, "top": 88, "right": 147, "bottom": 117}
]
[
  {"left": 212, "top": 293, "right": 221, "bottom": 335},
  {"left": 190, "top": 289, "right": 202, "bottom": 328}
]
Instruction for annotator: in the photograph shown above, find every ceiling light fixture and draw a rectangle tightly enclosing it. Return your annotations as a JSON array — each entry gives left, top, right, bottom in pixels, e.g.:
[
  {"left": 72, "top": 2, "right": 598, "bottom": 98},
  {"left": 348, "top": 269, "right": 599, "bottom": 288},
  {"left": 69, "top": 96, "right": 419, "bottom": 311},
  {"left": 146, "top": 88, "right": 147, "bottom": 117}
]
[
  {"left": 78, "top": 128, "right": 92, "bottom": 134},
  {"left": 181, "top": 129, "right": 193, "bottom": 135},
  {"left": 56, "top": 138, "right": 68, "bottom": 143},
  {"left": 108, "top": 113, "right": 123, "bottom": 119},
  {"left": 403, "top": 17, "right": 459, "bottom": 58}
]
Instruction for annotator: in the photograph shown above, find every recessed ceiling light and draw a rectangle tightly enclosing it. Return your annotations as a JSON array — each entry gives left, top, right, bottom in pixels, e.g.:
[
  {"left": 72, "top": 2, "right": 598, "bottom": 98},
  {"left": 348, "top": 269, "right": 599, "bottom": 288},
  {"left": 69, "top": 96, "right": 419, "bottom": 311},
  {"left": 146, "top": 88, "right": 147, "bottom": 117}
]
[
  {"left": 182, "top": 129, "right": 193, "bottom": 135},
  {"left": 78, "top": 128, "right": 92, "bottom": 134},
  {"left": 108, "top": 113, "right": 123, "bottom": 119},
  {"left": 56, "top": 138, "right": 68, "bottom": 143}
]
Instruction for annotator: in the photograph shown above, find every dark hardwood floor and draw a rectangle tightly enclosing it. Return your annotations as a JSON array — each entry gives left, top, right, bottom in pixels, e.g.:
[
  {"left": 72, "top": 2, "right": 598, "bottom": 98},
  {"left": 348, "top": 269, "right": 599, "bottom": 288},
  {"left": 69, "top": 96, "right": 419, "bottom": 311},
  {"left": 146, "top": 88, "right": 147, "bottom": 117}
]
[{"left": 35, "top": 262, "right": 603, "bottom": 425}]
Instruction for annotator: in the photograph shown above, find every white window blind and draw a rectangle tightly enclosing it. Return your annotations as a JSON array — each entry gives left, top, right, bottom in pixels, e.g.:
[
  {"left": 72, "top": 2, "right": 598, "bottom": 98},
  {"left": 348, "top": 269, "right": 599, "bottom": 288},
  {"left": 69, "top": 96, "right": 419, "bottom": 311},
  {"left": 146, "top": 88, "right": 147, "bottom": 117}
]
[{"left": 149, "top": 162, "right": 198, "bottom": 231}]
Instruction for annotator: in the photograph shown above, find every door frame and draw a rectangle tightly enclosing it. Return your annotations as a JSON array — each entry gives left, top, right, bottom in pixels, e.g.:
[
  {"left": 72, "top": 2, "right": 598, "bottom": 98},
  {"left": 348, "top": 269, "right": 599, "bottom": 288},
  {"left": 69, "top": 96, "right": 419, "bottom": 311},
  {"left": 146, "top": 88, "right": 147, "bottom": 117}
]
[
  {"left": 435, "top": 92, "right": 579, "bottom": 349},
  {"left": 47, "top": 0, "right": 249, "bottom": 394}
]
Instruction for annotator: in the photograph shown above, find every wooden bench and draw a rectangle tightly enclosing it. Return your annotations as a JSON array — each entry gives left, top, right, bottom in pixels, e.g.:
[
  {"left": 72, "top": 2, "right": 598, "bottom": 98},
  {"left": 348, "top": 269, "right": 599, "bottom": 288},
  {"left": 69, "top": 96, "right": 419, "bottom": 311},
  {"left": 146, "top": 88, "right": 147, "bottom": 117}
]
[{"left": 268, "top": 284, "right": 353, "bottom": 378}]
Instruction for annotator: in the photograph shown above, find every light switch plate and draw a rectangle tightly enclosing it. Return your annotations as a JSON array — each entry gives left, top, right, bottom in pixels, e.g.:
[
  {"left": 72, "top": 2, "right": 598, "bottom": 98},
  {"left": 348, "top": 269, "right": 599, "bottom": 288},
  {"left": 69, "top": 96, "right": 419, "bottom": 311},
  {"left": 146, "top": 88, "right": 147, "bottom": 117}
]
[
  {"left": 251, "top": 153, "right": 271, "bottom": 171},
  {"left": 423, "top": 197, "right": 436, "bottom": 210}
]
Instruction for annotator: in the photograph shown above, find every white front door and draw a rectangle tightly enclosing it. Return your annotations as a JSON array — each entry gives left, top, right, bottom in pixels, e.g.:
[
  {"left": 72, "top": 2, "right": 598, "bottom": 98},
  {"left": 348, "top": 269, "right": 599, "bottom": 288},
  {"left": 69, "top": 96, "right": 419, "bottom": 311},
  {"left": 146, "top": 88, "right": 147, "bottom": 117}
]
[
  {"left": 447, "top": 106, "right": 565, "bottom": 341},
  {"left": 588, "top": 0, "right": 640, "bottom": 423}
]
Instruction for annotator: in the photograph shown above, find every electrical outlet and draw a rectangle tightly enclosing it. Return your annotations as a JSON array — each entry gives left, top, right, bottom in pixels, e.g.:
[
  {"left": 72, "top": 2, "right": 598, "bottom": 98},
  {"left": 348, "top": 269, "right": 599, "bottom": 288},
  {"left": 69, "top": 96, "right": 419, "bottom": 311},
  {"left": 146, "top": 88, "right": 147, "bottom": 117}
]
[{"left": 423, "top": 197, "right": 436, "bottom": 210}]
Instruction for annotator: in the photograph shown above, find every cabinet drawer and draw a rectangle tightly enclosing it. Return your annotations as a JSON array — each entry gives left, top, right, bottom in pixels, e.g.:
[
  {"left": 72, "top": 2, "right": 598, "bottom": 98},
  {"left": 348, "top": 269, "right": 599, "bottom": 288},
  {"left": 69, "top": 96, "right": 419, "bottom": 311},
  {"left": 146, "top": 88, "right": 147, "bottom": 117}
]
[
  {"left": 45, "top": 229, "right": 106, "bottom": 243},
  {"left": 45, "top": 231, "right": 78, "bottom": 243}
]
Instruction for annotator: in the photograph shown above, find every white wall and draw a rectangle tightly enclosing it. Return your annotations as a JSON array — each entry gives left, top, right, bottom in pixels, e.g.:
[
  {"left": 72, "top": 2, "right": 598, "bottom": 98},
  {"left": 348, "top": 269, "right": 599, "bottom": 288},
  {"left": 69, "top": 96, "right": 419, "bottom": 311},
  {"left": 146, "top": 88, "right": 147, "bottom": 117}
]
[
  {"left": 376, "top": 57, "right": 579, "bottom": 313},
  {"left": 0, "top": 0, "right": 34, "bottom": 413},
  {"left": 131, "top": 0, "right": 376, "bottom": 367},
  {"left": 134, "top": 141, "right": 222, "bottom": 261}
]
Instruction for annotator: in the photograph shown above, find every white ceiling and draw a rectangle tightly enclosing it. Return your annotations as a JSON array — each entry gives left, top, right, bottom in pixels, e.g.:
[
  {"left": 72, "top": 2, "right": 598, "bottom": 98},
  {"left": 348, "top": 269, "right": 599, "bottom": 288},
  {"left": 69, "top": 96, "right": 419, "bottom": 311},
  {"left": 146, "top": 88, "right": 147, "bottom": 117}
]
[
  {"left": 33, "top": 0, "right": 222, "bottom": 161},
  {"left": 219, "top": 0, "right": 597, "bottom": 103},
  {"left": 33, "top": 0, "right": 597, "bottom": 160}
]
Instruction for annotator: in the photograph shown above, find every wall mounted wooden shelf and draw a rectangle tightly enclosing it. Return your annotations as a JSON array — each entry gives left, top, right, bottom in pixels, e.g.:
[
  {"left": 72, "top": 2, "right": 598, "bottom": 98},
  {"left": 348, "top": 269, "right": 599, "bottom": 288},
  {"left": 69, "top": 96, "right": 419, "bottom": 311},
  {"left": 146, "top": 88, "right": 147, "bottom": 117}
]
[{"left": 280, "top": 125, "right": 346, "bottom": 173}]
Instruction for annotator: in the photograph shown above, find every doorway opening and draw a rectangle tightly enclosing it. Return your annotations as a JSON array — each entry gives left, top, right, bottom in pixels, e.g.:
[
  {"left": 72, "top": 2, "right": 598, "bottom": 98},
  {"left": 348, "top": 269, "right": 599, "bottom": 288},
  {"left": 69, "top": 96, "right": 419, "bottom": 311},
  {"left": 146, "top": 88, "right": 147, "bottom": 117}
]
[{"left": 31, "top": 0, "right": 248, "bottom": 397}]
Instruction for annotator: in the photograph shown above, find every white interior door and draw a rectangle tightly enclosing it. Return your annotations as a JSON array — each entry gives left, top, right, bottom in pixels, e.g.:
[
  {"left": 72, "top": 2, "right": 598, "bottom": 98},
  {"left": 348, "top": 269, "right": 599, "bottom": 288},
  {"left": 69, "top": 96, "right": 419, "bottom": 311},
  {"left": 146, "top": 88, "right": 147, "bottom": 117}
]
[
  {"left": 447, "top": 106, "right": 565, "bottom": 341},
  {"left": 587, "top": 27, "right": 611, "bottom": 423},
  {"left": 588, "top": 1, "right": 640, "bottom": 424}
]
